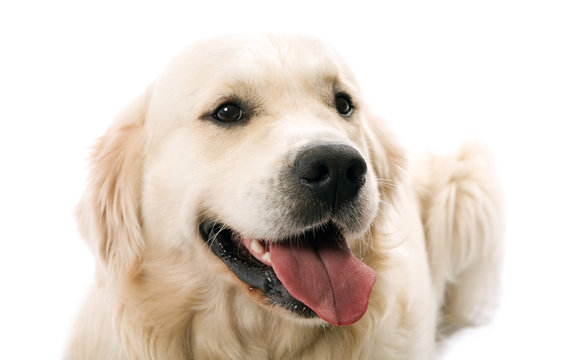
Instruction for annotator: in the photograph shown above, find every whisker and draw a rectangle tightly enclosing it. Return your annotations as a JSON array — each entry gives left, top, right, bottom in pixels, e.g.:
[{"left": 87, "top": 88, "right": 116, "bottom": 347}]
[{"left": 376, "top": 178, "right": 398, "bottom": 192}]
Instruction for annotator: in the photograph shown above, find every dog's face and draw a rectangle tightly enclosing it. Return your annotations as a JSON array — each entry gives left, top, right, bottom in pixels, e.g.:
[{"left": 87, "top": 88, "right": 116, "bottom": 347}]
[{"left": 81, "top": 35, "right": 404, "bottom": 328}]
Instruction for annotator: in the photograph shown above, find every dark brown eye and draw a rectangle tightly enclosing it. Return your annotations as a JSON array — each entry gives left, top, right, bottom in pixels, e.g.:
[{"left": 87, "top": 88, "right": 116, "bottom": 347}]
[
  {"left": 335, "top": 94, "right": 353, "bottom": 116},
  {"left": 213, "top": 103, "right": 244, "bottom": 123}
]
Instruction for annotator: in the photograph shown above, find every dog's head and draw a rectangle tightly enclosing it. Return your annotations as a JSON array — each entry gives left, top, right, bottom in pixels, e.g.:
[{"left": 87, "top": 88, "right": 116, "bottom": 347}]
[{"left": 78, "top": 35, "right": 405, "bottom": 327}]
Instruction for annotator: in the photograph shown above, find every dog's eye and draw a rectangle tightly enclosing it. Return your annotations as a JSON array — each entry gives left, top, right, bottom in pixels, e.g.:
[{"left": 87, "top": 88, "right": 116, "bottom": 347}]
[
  {"left": 213, "top": 103, "right": 244, "bottom": 123},
  {"left": 335, "top": 94, "right": 353, "bottom": 116}
]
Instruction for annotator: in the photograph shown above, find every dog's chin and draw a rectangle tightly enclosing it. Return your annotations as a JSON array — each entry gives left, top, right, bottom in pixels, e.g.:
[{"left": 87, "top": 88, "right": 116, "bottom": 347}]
[{"left": 198, "top": 219, "right": 319, "bottom": 320}]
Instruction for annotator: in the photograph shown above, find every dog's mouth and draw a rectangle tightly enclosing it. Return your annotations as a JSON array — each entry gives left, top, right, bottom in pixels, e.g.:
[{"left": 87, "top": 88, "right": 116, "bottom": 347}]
[{"left": 199, "top": 220, "right": 376, "bottom": 326}]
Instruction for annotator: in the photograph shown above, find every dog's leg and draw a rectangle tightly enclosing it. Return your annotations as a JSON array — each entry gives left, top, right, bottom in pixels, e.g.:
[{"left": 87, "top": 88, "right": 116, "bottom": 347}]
[{"left": 412, "top": 143, "right": 504, "bottom": 334}]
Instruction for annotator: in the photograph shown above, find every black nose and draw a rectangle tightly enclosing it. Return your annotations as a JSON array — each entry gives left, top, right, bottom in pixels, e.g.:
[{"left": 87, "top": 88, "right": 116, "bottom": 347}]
[{"left": 293, "top": 143, "right": 367, "bottom": 210}]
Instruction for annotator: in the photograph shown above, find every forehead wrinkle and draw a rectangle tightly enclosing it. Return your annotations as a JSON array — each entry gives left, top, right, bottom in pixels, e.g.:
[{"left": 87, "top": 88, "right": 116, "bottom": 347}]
[
  {"left": 231, "top": 39, "right": 340, "bottom": 89},
  {"left": 199, "top": 39, "right": 358, "bottom": 113}
]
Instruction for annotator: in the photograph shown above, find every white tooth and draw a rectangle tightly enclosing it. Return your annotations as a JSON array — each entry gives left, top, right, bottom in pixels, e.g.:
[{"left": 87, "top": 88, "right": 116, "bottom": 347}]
[
  {"left": 262, "top": 252, "right": 272, "bottom": 264},
  {"left": 250, "top": 239, "right": 264, "bottom": 254}
]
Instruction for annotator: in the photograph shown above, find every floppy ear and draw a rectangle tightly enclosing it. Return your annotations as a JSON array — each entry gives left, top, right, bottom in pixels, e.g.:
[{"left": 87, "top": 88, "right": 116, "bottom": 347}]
[{"left": 77, "top": 90, "right": 149, "bottom": 277}]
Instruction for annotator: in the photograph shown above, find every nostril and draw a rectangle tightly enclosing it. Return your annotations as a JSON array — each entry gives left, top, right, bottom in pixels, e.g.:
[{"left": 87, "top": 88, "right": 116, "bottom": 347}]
[
  {"left": 302, "top": 164, "right": 329, "bottom": 183},
  {"left": 346, "top": 160, "right": 367, "bottom": 183}
]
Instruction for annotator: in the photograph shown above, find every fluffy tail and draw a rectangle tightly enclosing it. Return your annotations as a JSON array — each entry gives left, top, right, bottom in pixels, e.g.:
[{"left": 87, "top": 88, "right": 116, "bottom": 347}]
[{"left": 413, "top": 142, "right": 504, "bottom": 334}]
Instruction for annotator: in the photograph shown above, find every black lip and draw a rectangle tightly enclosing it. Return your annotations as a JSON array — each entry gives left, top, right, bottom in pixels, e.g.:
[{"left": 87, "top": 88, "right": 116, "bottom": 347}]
[{"left": 199, "top": 220, "right": 316, "bottom": 319}]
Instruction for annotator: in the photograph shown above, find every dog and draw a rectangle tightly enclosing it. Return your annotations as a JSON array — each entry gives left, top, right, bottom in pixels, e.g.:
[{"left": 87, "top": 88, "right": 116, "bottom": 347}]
[{"left": 66, "top": 34, "right": 504, "bottom": 359}]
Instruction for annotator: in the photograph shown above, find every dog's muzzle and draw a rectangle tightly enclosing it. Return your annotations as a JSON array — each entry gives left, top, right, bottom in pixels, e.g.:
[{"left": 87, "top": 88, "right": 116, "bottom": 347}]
[{"left": 199, "top": 142, "right": 376, "bottom": 326}]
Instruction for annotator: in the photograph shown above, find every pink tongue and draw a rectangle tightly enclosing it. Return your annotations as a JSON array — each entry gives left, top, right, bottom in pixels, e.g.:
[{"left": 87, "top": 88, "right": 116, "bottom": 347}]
[{"left": 269, "top": 233, "right": 376, "bottom": 326}]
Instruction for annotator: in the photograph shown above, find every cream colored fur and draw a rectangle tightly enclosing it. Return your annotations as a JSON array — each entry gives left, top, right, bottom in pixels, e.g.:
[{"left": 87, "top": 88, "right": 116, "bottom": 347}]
[{"left": 67, "top": 35, "right": 503, "bottom": 359}]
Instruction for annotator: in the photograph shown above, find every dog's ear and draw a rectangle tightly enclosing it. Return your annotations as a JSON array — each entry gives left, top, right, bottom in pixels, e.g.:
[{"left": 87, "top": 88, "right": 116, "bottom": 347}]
[
  {"left": 77, "top": 90, "right": 150, "bottom": 277},
  {"left": 363, "top": 113, "right": 406, "bottom": 199}
]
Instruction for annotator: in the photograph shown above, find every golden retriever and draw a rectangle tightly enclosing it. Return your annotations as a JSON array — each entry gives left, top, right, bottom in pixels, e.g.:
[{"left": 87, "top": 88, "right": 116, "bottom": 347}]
[{"left": 67, "top": 34, "right": 503, "bottom": 359}]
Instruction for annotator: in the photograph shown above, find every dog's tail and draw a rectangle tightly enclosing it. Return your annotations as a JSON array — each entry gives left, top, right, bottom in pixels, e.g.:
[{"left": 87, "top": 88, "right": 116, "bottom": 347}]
[{"left": 412, "top": 142, "right": 504, "bottom": 334}]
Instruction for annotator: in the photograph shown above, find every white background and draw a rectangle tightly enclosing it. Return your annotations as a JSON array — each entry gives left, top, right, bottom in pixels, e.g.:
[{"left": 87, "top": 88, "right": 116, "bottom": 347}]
[{"left": 1, "top": 1, "right": 586, "bottom": 358}]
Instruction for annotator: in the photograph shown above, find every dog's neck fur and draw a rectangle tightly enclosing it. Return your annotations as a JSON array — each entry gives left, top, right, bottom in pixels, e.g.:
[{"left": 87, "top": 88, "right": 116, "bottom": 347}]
[
  {"left": 69, "top": 227, "right": 435, "bottom": 360},
  {"left": 109, "top": 262, "right": 383, "bottom": 359}
]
